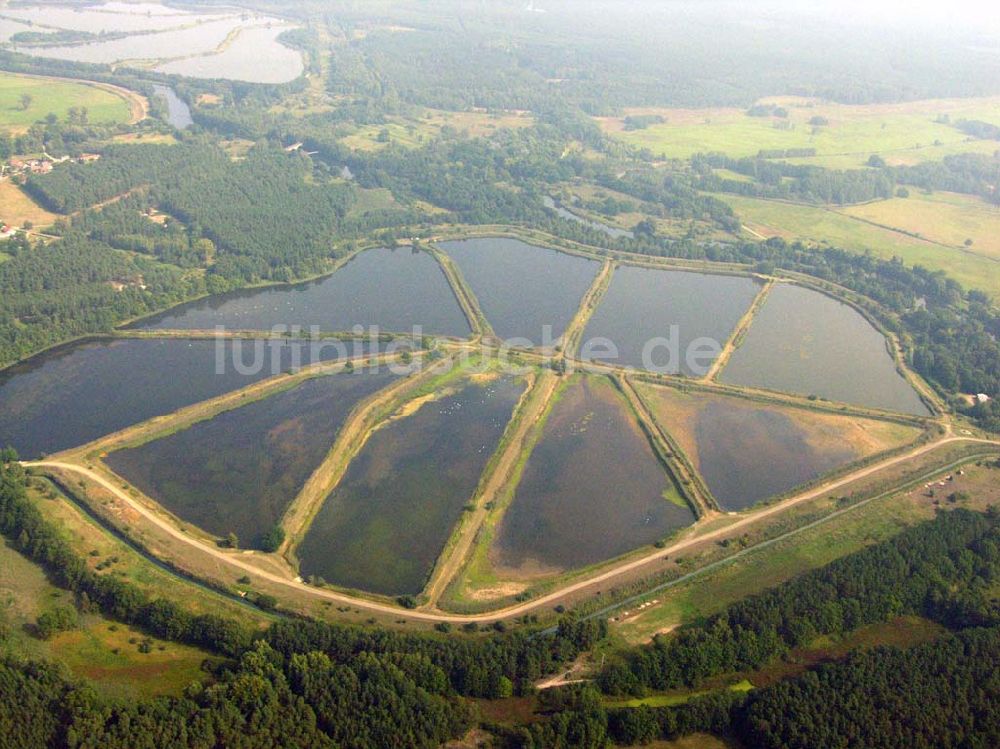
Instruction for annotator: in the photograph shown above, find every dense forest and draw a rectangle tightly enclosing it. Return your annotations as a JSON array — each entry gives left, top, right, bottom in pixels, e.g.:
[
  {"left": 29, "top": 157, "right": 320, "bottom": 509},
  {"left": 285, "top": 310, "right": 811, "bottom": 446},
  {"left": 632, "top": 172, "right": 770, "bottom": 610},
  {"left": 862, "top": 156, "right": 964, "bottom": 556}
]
[{"left": 3, "top": 456, "right": 998, "bottom": 748}]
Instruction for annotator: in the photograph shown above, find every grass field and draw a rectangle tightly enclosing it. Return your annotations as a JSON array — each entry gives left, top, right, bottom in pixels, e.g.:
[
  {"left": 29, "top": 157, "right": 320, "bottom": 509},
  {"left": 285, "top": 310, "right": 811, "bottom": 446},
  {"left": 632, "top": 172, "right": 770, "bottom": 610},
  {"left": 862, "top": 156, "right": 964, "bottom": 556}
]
[
  {"left": 841, "top": 191, "right": 1000, "bottom": 259},
  {"left": 611, "top": 459, "right": 1000, "bottom": 645},
  {"left": 599, "top": 95, "right": 1000, "bottom": 166},
  {"left": 0, "top": 538, "right": 214, "bottom": 699},
  {"left": 718, "top": 193, "right": 1000, "bottom": 294},
  {"left": 0, "top": 71, "right": 132, "bottom": 132},
  {"left": 340, "top": 108, "right": 533, "bottom": 151},
  {"left": 0, "top": 179, "right": 58, "bottom": 228}
]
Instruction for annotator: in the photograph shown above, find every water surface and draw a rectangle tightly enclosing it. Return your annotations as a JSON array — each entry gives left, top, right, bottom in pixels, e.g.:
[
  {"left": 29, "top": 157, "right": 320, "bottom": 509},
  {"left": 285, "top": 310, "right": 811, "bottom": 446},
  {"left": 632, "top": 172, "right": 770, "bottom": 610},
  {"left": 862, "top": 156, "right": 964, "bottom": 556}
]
[
  {"left": 137, "top": 246, "right": 470, "bottom": 337},
  {"left": 720, "top": 284, "right": 929, "bottom": 415},
  {"left": 156, "top": 24, "right": 303, "bottom": 84},
  {"left": 105, "top": 370, "right": 398, "bottom": 547},
  {"left": 0, "top": 337, "right": 368, "bottom": 458},
  {"left": 4, "top": 3, "right": 228, "bottom": 34},
  {"left": 581, "top": 266, "right": 760, "bottom": 376},
  {"left": 441, "top": 237, "right": 600, "bottom": 344},
  {"left": 494, "top": 376, "right": 694, "bottom": 573},
  {"left": 298, "top": 375, "right": 525, "bottom": 596},
  {"left": 153, "top": 84, "right": 192, "bottom": 129},
  {"left": 543, "top": 196, "right": 634, "bottom": 239}
]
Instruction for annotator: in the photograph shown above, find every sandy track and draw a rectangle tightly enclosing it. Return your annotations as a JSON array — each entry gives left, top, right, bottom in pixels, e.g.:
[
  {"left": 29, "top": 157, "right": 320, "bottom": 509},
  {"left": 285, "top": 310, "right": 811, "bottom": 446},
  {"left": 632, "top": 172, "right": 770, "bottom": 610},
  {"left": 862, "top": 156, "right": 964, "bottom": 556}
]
[{"left": 24, "top": 435, "right": 998, "bottom": 623}]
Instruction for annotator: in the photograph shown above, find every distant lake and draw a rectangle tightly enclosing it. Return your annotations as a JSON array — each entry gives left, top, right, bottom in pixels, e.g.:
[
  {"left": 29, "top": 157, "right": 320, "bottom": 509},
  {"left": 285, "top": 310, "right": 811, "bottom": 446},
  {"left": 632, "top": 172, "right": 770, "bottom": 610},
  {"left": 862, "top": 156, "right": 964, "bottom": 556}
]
[
  {"left": 135, "top": 246, "right": 471, "bottom": 338},
  {"left": 440, "top": 237, "right": 601, "bottom": 344},
  {"left": 0, "top": 337, "right": 368, "bottom": 458},
  {"left": 581, "top": 266, "right": 761, "bottom": 376},
  {"left": 720, "top": 284, "right": 930, "bottom": 415}
]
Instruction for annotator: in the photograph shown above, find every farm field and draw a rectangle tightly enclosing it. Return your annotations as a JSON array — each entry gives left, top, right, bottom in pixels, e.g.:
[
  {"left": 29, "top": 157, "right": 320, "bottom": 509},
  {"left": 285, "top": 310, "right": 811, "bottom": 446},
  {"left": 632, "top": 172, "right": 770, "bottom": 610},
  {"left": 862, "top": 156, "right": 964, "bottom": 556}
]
[
  {"left": 0, "top": 71, "right": 132, "bottom": 131},
  {"left": 637, "top": 383, "right": 922, "bottom": 511},
  {"left": 598, "top": 95, "right": 1000, "bottom": 166},
  {"left": 840, "top": 191, "right": 1000, "bottom": 260},
  {"left": 719, "top": 193, "right": 1000, "bottom": 294},
  {"left": 0, "top": 179, "right": 58, "bottom": 228}
]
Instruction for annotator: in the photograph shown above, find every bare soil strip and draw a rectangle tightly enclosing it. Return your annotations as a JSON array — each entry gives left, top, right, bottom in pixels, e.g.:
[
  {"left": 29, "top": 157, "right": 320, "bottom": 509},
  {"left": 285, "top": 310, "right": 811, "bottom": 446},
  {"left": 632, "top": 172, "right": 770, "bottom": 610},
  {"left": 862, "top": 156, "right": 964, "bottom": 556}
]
[
  {"left": 561, "top": 260, "right": 614, "bottom": 358},
  {"left": 704, "top": 278, "right": 775, "bottom": 382},
  {"left": 429, "top": 245, "right": 493, "bottom": 337}
]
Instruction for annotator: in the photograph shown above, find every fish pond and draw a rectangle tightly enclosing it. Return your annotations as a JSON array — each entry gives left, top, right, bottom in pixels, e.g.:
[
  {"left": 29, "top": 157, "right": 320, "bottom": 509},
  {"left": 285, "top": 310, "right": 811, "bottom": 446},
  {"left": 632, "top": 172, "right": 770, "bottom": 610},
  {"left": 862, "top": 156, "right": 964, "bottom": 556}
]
[
  {"left": 153, "top": 84, "right": 192, "bottom": 129},
  {"left": 0, "top": 337, "right": 369, "bottom": 458},
  {"left": 639, "top": 384, "right": 921, "bottom": 511},
  {"left": 542, "top": 196, "right": 634, "bottom": 239},
  {"left": 440, "top": 238, "right": 601, "bottom": 345},
  {"left": 581, "top": 266, "right": 761, "bottom": 376},
  {"left": 136, "top": 246, "right": 471, "bottom": 337},
  {"left": 105, "top": 370, "right": 399, "bottom": 547},
  {"left": 298, "top": 374, "right": 526, "bottom": 596},
  {"left": 719, "top": 284, "right": 930, "bottom": 415},
  {"left": 492, "top": 376, "right": 694, "bottom": 575},
  {"left": 157, "top": 24, "right": 304, "bottom": 84}
]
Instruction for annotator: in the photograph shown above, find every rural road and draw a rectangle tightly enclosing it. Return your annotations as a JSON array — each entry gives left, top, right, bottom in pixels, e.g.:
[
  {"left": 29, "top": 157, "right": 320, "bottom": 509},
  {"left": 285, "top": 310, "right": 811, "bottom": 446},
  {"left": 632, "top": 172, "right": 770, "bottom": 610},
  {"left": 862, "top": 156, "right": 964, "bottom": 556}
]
[{"left": 23, "top": 434, "right": 999, "bottom": 623}]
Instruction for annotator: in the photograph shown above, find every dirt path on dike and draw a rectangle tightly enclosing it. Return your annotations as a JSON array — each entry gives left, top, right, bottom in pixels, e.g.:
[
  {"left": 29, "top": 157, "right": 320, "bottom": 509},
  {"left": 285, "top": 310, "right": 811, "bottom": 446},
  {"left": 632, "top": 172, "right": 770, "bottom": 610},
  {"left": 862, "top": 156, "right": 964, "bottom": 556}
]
[{"left": 24, "top": 435, "right": 999, "bottom": 623}]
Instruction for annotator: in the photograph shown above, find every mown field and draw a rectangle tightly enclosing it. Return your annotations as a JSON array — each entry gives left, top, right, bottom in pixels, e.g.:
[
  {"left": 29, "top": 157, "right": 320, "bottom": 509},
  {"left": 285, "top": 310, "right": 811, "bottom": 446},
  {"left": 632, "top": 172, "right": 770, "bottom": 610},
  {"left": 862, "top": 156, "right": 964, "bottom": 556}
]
[
  {"left": 599, "top": 95, "right": 1000, "bottom": 166},
  {"left": 841, "top": 190, "right": 1000, "bottom": 259},
  {"left": 0, "top": 179, "right": 58, "bottom": 228},
  {"left": 0, "top": 71, "right": 132, "bottom": 131},
  {"left": 719, "top": 193, "right": 1000, "bottom": 294}
]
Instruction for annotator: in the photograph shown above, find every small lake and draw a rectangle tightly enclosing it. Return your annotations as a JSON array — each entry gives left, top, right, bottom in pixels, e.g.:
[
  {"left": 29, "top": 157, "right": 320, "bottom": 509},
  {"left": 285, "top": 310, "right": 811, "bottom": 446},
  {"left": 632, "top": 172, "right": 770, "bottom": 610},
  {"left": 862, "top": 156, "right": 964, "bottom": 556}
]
[
  {"left": 719, "top": 284, "right": 930, "bottom": 415},
  {"left": 0, "top": 337, "right": 370, "bottom": 458},
  {"left": 581, "top": 266, "right": 761, "bottom": 376},
  {"left": 156, "top": 24, "right": 304, "bottom": 84},
  {"left": 105, "top": 370, "right": 398, "bottom": 548},
  {"left": 440, "top": 238, "right": 601, "bottom": 345},
  {"left": 136, "top": 246, "right": 471, "bottom": 337},
  {"left": 640, "top": 385, "right": 869, "bottom": 511},
  {"left": 493, "top": 376, "right": 694, "bottom": 573},
  {"left": 298, "top": 374, "right": 525, "bottom": 596},
  {"left": 543, "top": 196, "right": 634, "bottom": 239},
  {"left": 153, "top": 84, "right": 192, "bottom": 129}
]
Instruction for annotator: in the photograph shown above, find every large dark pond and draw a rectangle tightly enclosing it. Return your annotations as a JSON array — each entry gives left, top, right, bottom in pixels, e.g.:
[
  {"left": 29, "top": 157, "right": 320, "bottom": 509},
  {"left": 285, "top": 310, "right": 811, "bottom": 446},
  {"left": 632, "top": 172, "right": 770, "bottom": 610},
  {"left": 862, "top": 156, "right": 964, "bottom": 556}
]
[
  {"left": 298, "top": 374, "right": 525, "bottom": 596},
  {"left": 135, "top": 246, "right": 470, "bottom": 337},
  {"left": 440, "top": 238, "right": 601, "bottom": 345},
  {"left": 105, "top": 370, "right": 398, "bottom": 547},
  {"left": 719, "top": 284, "right": 930, "bottom": 415},
  {"left": 581, "top": 266, "right": 761, "bottom": 376},
  {"left": 493, "top": 376, "right": 694, "bottom": 573},
  {"left": 0, "top": 337, "right": 368, "bottom": 458}
]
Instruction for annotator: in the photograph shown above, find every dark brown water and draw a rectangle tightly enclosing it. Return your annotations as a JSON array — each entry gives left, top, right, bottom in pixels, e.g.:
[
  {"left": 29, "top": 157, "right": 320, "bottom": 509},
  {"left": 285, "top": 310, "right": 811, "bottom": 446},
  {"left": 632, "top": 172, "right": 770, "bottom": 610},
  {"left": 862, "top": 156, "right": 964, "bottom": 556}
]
[
  {"left": 440, "top": 238, "right": 601, "bottom": 345},
  {"left": 719, "top": 284, "right": 929, "bottom": 415},
  {"left": 494, "top": 377, "right": 694, "bottom": 572},
  {"left": 0, "top": 338, "right": 368, "bottom": 459},
  {"left": 691, "top": 399, "right": 857, "bottom": 510},
  {"left": 298, "top": 375, "right": 525, "bottom": 596},
  {"left": 105, "top": 370, "right": 398, "bottom": 547},
  {"left": 136, "top": 246, "right": 470, "bottom": 337}
]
